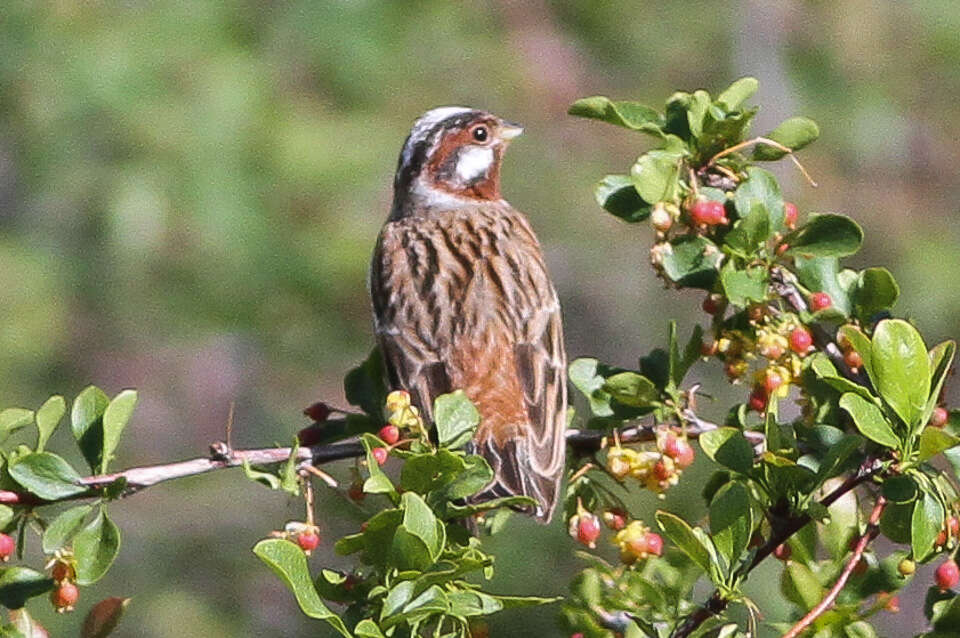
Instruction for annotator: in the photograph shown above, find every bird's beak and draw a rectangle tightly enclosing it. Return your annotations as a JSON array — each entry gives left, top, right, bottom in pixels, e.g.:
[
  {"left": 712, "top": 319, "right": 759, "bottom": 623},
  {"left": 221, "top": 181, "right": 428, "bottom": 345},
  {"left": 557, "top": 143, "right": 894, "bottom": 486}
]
[{"left": 499, "top": 121, "right": 524, "bottom": 141}]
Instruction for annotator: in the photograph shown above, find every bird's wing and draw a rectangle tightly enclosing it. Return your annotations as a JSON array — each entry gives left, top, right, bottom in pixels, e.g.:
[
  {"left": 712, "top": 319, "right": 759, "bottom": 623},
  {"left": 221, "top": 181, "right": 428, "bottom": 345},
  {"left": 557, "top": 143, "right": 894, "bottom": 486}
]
[{"left": 370, "top": 208, "right": 566, "bottom": 522}]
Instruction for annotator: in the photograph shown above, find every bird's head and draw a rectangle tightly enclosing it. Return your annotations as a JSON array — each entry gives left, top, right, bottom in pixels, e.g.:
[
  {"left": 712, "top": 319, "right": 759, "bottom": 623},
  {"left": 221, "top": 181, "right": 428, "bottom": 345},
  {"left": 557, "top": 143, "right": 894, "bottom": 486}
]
[{"left": 391, "top": 107, "right": 523, "bottom": 217}]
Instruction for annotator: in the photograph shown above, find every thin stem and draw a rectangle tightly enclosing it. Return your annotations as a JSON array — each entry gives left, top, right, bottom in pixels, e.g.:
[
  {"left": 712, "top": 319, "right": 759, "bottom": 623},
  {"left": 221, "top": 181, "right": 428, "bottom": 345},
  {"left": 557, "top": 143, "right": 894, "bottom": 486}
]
[
  {"left": 781, "top": 496, "right": 887, "bottom": 638},
  {"left": 707, "top": 136, "right": 817, "bottom": 187}
]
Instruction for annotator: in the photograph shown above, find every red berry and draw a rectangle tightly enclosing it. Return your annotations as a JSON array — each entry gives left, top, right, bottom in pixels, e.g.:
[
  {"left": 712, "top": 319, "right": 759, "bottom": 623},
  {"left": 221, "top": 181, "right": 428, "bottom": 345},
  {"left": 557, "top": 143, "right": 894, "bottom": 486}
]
[
  {"left": 773, "top": 543, "right": 792, "bottom": 561},
  {"left": 602, "top": 509, "right": 627, "bottom": 531},
  {"left": 378, "top": 425, "right": 400, "bottom": 445},
  {"left": 572, "top": 634, "right": 585, "bottom": 638},
  {"left": 297, "top": 425, "right": 325, "bottom": 447},
  {"left": 371, "top": 447, "right": 388, "bottom": 466},
  {"left": 749, "top": 533, "right": 764, "bottom": 549},
  {"left": 700, "top": 340, "right": 718, "bottom": 357},
  {"left": 302, "top": 402, "right": 332, "bottom": 423},
  {"left": 936, "top": 559, "right": 960, "bottom": 591},
  {"left": 644, "top": 532, "right": 664, "bottom": 557},
  {"left": 748, "top": 387, "right": 768, "bottom": 413},
  {"left": 936, "top": 529, "right": 948, "bottom": 547},
  {"left": 784, "top": 202, "right": 799, "bottom": 230},
  {"left": 884, "top": 595, "right": 900, "bottom": 613},
  {"left": 810, "top": 292, "right": 832, "bottom": 311},
  {"left": 702, "top": 294, "right": 724, "bottom": 315},
  {"left": 949, "top": 516, "right": 959, "bottom": 536},
  {"left": 763, "top": 371, "right": 783, "bottom": 395},
  {"left": 789, "top": 327, "right": 813, "bottom": 354},
  {"left": 574, "top": 514, "right": 601, "bottom": 548},
  {"left": 51, "top": 560, "right": 73, "bottom": 583},
  {"left": 690, "top": 199, "right": 728, "bottom": 226},
  {"left": 0, "top": 533, "right": 14, "bottom": 561},
  {"left": 844, "top": 350, "right": 863, "bottom": 370},
  {"left": 931, "top": 406, "right": 949, "bottom": 428},
  {"left": 652, "top": 459, "right": 672, "bottom": 481},
  {"left": 297, "top": 530, "right": 320, "bottom": 553},
  {"left": 663, "top": 435, "right": 696, "bottom": 468},
  {"left": 348, "top": 481, "right": 365, "bottom": 502},
  {"left": 51, "top": 582, "right": 78, "bottom": 612}
]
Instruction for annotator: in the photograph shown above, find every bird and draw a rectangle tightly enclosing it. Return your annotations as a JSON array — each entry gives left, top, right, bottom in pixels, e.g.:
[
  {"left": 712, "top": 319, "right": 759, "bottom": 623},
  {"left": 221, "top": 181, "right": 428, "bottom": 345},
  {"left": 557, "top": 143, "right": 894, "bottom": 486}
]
[{"left": 369, "top": 107, "right": 567, "bottom": 523}]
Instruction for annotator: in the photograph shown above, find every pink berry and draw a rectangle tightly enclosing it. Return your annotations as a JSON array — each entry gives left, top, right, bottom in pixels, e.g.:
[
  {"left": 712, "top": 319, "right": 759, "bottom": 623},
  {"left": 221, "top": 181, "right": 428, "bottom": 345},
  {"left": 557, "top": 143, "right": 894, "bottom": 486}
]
[
  {"left": 690, "top": 200, "right": 728, "bottom": 226},
  {"left": 789, "top": 327, "right": 813, "bottom": 354},
  {"left": 774, "top": 543, "right": 792, "bottom": 561},
  {"left": 748, "top": 387, "right": 768, "bottom": 413},
  {"left": 844, "top": 350, "right": 863, "bottom": 370},
  {"left": 0, "top": 533, "right": 14, "bottom": 561},
  {"left": 378, "top": 425, "right": 400, "bottom": 445},
  {"left": 763, "top": 371, "right": 783, "bottom": 395},
  {"left": 885, "top": 595, "right": 900, "bottom": 613},
  {"left": 302, "top": 402, "right": 331, "bottom": 423},
  {"left": 371, "top": 447, "right": 388, "bottom": 465},
  {"left": 644, "top": 532, "right": 664, "bottom": 557},
  {"left": 297, "top": 530, "right": 320, "bottom": 553},
  {"left": 810, "top": 292, "right": 832, "bottom": 311},
  {"left": 575, "top": 514, "right": 601, "bottom": 548},
  {"left": 663, "top": 435, "right": 695, "bottom": 469},
  {"left": 784, "top": 202, "right": 799, "bottom": 230},
  {"left": 51, "top": 582, "right": 78, "bottom": 612},
  {"left": 602, "top": 509, "right": 627, "bottom": 531},
  {"left": 931, "top": 407, "right": 949, "bottom": 428},
  {"left": 949, "top": 516, "right": 959, "bottom": 536},
  {"left": 936, "top": 559, "right": 959, "bottom": 591}
]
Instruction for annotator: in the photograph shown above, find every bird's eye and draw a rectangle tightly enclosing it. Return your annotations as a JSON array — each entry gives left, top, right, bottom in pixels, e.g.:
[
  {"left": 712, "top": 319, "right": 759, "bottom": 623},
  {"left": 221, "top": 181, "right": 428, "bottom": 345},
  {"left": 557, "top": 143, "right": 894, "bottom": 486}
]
[{"left": 472, "top": 126, "right": 489, "bottom": 142}]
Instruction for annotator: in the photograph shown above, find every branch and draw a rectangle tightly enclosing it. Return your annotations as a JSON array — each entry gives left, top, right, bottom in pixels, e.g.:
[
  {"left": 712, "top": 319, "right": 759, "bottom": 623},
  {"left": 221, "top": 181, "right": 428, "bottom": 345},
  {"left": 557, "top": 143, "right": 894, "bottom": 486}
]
[
  {"left": 781, "top": 495, "right": 887, "bottom": 638},
  {"left": 669, "top": 457, "right": 884, "bottom": 638},
  {"left": 0, "top": 415, "right": 745, "bottom": 506}
]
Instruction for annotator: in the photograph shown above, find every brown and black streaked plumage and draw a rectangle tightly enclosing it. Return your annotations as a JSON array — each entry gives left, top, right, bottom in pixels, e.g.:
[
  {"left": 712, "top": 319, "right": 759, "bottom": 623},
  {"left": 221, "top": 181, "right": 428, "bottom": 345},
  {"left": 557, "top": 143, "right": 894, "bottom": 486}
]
[{"left": 370, "top": 107, "right": 567, "bottom": 522}]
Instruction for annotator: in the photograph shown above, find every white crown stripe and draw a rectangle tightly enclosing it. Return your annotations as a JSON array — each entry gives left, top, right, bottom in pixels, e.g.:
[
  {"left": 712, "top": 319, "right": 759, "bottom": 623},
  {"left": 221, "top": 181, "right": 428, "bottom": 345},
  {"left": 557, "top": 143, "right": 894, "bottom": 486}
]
[{"left": 400, "top": 106, "right": 473, "bottom": 167}]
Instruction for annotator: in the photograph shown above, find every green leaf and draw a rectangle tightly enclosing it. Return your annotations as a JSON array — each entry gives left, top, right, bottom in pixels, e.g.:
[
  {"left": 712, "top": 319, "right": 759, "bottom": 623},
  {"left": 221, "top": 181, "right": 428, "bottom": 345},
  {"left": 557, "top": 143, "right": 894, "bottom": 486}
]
[
  {"left": 631, "top": 150, "right": 683, "bottom": 204},
  {"left": 852, "top": 268, "right": 899, "bottom": 321},
  {"left": 932, "top": 590, "right": 960, "bottom": 631},
  {"left": 795, "top": 257, "right": 852, "bottom": 316},
  {"left": 816, "top": 433, "right": 864, "bottom": 482},
  {"left": 601, "top": 372, "right": 658, "bottom": 408},
  {"left": 919, "top": 428, "right": 960, "bottom": 462},
  {"left": 720, "top": 263, "right": 768, "bottom": 307},
  {"left": 716, "top": 77, "right": 759, "bottom": 111},
  {"left": 568, "top": 358, "right": 613, "bottom": 417},
  {"left": 241, "top": 459, "right": 281, "bottom": 490},
  {"left": 360, "top": 434, "right": 396, "bottom": 496},
  {"left": 568, "top": 96, "right": 663, "bottom": 133},
  {"left": 400, "top": 450, "right": 491, "bottom": 500},
  {"left": 839, "top": 325, "right": 875, "bottom": 382},
  {"left": 843, "top": 621, "right": 878, "bottom": 638},
  {"left": 353, "top": 619, "right": 386, "bottom": 638},
  {"left": 655, "top": 511, "right": 712, "bottom": 575},
  {"left": 754, "top": 117, "right": 820, "bottom": 160},
  {"left": 784, "top": 214, "right": 863, "bottom": 258},
  {"left": 8, "top": 452, "right": 87, "bottom": 500},
  {"left": 871, "top": 319, "right": 930, "bottom": 430},
  {"left": 879, "top": 502, "right": 913, "bottom": 544},
  {"left": 661, "top": 236, "right": 723, "bottom": 289},
  {"left": 734, "top": 167, "right": 786, "bottom": 231},
  {"left": 34, "top": 396, "right": 65, "bottom": 453},
  {"left": 433, "top": 391, "right": 479, "bottom": 450},
  {"left": 594, "top": 175, "right": 650, "bottom": 222},
  {"left": 685, "top": 90, "right": 711, "bottom": 139},
  {"left": 881, "top": 475, "right": 918, "bottom": 504},
  {"left": 839, "top": 393, "right": 900, "bottom": 448},
  {"left": 709, "top": 482, "right": 753, "bottom": 567},
  {"left": 724, "top": 202, "right": 771, "bottom": 255},
  {"left": 345, "top": 347, "right": 388, "bottom": 418},
  {"left": 0, "top": 568, "right": 53, "bottom": 609},
  {"left": 0, "top": 409, "right": 33, "bottom": 444},
  {"left": 911, "top": 490, "right": 944, "bottom": 561},
  {"left": 279, "top": 440, "right": 301, "bottom": 495},
  {"left": 81, "top": 597, "right": 130, "bottom": 638},
  {"left": 783, "top": 560, "right": 825, "bottom": 610},
  {"left": 42, "top": 505, "right": 93, "bottom": 553},
  {"left": 698, "top": 428, "right": 754, "bottom": 474},
  {"left": 71, "top": 386, "right": 109, "bottom": 472},
  {"left": 253, "top": 539, "right": 351, "bottom": 636},
  {"left": 924, "top": 340, "right": 957, "bottom": 428},
  {"left": 74, "top": 508, "right": 121, "bottom": 585},
  {"left": 399, "top": 492, "right": 441, "bottom": 559},
  {"left": 101, "top": 390, "right": 137, "bottom": 473},
  {"left": 9, "top": 607, "right": 47, "bottom": 638}
]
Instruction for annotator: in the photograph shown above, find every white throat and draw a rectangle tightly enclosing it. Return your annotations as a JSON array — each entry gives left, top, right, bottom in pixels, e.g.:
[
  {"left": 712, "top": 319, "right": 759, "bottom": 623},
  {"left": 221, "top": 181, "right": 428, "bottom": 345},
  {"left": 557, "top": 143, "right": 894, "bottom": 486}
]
[{"left": 456, "top": 146, "right": 494, "bottom": 182}]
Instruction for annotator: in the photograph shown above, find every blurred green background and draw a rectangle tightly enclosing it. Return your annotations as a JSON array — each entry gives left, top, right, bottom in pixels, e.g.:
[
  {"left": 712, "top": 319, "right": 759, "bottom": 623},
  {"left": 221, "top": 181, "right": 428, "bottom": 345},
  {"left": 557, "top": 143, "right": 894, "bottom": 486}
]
[{"left": 1, "top": 1, "right": 958, "bottom": 635}]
